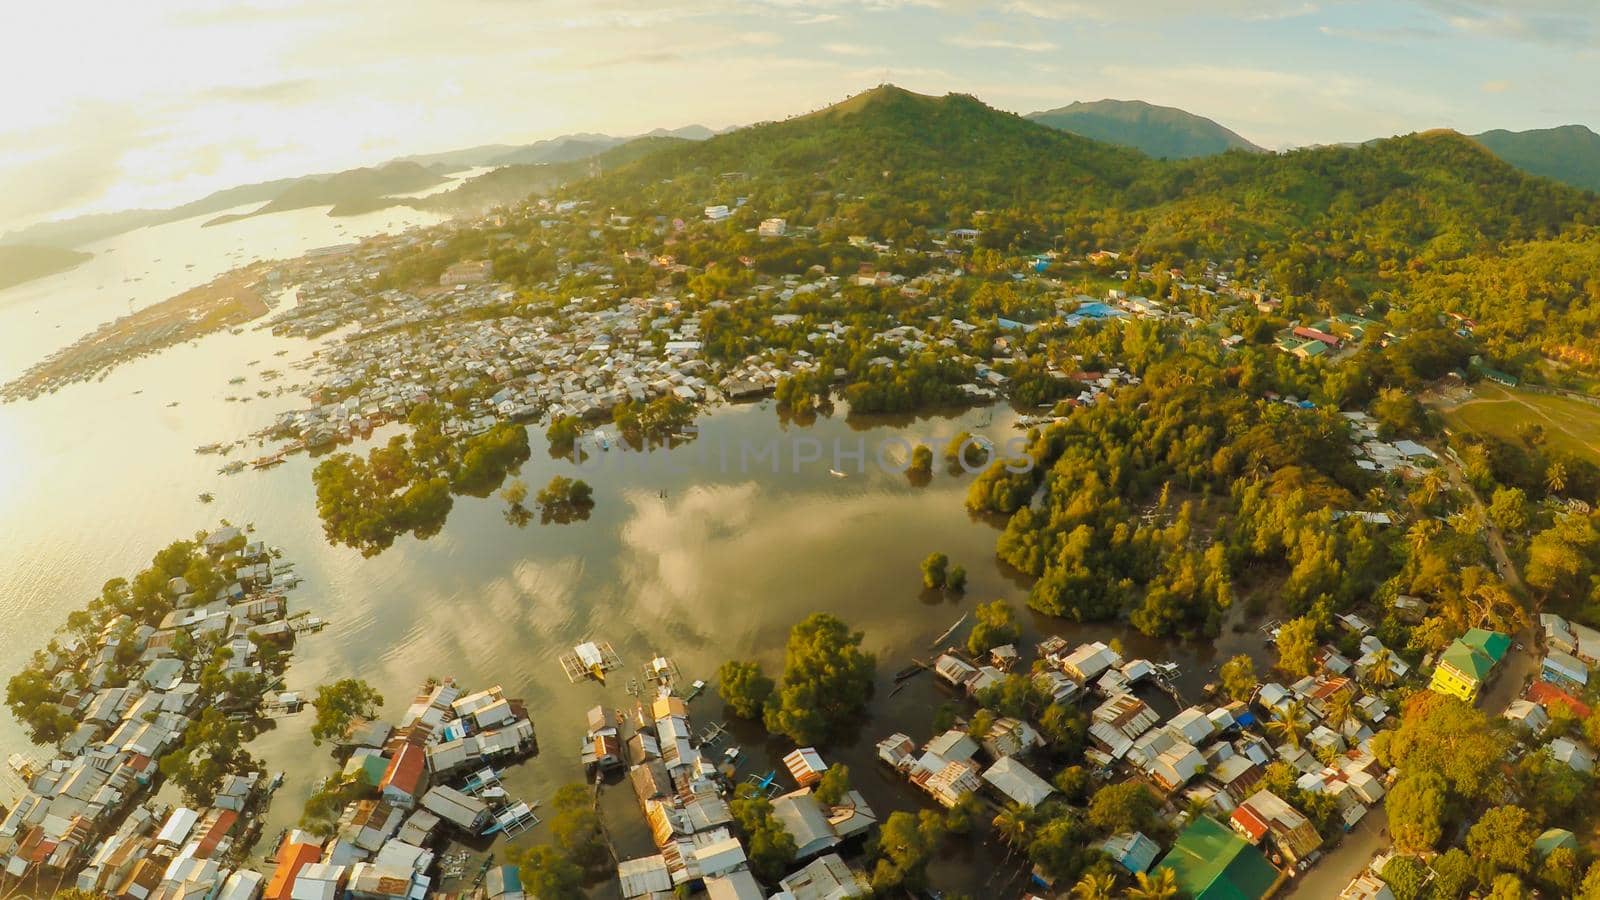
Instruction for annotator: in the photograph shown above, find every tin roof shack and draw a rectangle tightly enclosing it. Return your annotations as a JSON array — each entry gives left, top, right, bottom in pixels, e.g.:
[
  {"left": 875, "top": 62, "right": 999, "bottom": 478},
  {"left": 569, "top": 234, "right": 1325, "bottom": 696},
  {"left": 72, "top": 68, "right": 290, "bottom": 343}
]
[
  {"left": 981, "top": 757, "right": 1055, "bottom": 809},
  {"left": 418, "top": 786, "right": 491, "bottom": 834},
  {"left": 1090, "top": 695, "right": 1161, "bottom": 759},
  {"left": 783, "top": 748, "right": 829, "bottom": 787},
  {"left": 1230, "top": 789, "right": 1322, "bottom": 864},
  {"left": 1097, "top": 831, "right": 1161, "bottom": 876},
  {"left": 779, "top": 853, "right": 871, "bottom": 899}
]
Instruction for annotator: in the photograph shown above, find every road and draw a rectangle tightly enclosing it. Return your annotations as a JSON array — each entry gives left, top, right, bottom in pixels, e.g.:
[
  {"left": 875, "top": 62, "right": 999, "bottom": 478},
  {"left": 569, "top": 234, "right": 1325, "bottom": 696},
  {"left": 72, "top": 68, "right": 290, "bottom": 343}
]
[
  {"left": 1285, "top": 449, "right": 1536, "bottom": 895},
  {"left": 1281, "top": 806, "right": 1388, "bottom": 898}
]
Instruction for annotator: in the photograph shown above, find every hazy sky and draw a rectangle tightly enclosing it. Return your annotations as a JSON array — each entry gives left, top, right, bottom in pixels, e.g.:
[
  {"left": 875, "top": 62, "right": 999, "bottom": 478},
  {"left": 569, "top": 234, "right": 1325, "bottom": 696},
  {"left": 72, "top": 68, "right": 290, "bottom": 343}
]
[{"left": 3, "top": 0, "right": 1598, "bottom": 235}]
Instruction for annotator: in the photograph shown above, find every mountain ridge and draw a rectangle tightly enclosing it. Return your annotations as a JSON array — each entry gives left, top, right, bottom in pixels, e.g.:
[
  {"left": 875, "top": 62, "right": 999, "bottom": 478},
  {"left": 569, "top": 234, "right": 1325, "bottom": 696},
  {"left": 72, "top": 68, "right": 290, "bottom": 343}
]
[{"left": 1026, "top": 98, "right": 1265, "bottom": 159}]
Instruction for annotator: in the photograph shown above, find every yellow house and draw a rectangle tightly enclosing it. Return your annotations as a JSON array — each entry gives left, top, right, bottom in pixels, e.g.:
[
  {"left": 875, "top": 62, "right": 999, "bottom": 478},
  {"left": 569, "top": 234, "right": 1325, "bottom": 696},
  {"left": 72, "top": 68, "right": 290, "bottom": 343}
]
[{"left": 1430, "top": 629, "right": 1510, "bottom": 702}]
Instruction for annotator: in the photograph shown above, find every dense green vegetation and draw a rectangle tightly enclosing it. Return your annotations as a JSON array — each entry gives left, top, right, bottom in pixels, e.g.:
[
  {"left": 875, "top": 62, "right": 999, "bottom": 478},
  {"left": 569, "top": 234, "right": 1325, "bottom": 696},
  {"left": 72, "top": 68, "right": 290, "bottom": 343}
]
[
  {"left": 719, "top": 613, "right": 876, "bottom": 745},
  {"left": 310, "top": 678, "right": 384, "bottom": 745},
  {"left": 1473, "top": 124, "right": 1600, "bottom": 193},
  {"left": 312, "top": 404, "right": 529, "bottom": 554}
]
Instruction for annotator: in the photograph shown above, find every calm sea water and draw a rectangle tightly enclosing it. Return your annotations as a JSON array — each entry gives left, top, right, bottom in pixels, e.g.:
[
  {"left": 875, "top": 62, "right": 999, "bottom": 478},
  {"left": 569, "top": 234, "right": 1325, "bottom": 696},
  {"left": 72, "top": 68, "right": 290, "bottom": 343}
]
[{"left": 0, "top": 201, "right": 1274, "bottom": 892}]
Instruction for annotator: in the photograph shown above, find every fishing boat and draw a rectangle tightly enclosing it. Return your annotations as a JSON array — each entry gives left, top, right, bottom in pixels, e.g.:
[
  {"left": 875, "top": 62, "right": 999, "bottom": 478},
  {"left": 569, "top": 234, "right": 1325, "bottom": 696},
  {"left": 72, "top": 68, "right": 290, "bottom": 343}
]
[
  {"left": 194, "top": 442, "right": 225, "bottom": 454},
  {"left": 251, "top": 453, "right": 285, "bottom": 469},
  {"left": 684, "top": 679, "right": 707, "bottom": 701},
  {"left": 829, "top": 468, "right": 848, "bottom": 478},
  {"left": 930, "top": 613, "right": 969, "bottom": 650}
]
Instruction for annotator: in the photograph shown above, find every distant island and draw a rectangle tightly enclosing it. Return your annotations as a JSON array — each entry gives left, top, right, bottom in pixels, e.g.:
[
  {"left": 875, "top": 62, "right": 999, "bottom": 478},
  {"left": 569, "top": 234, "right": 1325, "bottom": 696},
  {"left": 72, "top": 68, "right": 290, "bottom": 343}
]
[
  {"left": 0, "top": 244, "right": 92, "bottom": 291},
  {"left": 202, "top": 161, "right": 447, "bottom": 226}
]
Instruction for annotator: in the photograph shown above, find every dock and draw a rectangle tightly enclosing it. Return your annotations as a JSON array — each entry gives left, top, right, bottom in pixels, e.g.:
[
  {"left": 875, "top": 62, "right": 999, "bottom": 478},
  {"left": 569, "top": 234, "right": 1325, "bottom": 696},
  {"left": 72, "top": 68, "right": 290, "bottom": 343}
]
[{"left": 560, "top": 640, "right": 623, "bottom": 683}]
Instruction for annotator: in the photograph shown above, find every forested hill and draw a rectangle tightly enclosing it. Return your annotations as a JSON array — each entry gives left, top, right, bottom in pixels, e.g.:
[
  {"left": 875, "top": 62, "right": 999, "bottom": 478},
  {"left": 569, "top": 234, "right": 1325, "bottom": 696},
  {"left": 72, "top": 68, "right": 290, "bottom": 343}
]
[
  {"left": 1472, "top": 124, "right": 1600, "bottom": 193},
  {"left": 561, "top": 85, "right": 1600, "bottom": 368},
  {"left": 581, "top": 85, "right": 1153, "bottom": 225},
  {"left": 579, "top": 88, "right": 1600, "bottom": 267},
  {"left": 1026, "top": 98, "right": 1264, "bottom": 159}
]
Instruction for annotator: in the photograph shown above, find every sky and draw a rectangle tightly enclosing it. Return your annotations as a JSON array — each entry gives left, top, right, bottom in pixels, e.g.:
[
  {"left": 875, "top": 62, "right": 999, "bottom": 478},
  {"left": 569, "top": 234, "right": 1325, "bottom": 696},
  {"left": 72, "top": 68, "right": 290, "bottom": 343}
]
[{"left": 2, "top": 0, "right": 1599, "bottom": 236}]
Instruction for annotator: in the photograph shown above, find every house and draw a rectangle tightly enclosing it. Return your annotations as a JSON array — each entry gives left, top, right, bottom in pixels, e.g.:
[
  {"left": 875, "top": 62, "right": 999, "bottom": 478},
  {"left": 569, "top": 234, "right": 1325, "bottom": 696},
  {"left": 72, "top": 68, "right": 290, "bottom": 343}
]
[
  {"left": 1090, "top": 695, "right": 1161, "bottom": 759},
  {"left": 980, "top": 757, "right": 1055, "bottom": 809},
  {"left": 1542, "top": 650, "right": 1589, "bottom": 689},
  {"left": 290, "top": 862, "right": 348, "bottom": 900},
  {"left": 1430, "top": 628, "right": 1509, "bottom": 701},
  {"left": 419, "top": 786, "right": 490, "bottom": 833},
  {"left": 784, "top": 748, "right": 829, "bottom": 787},
  {"left": 758, "top": 218, "right": 787, "bottom": 238},
  {"left": 779, "top": 853, "right": 869, "bottom": 900},
  {"left": 263, "top": 842, "right": 321, "bottom": 900},
  {"left": 980, "top": 718, "right": 1043, "bottom": 759},
  {"left": 1503, "top": 699, "right": 1550, "bottom": 733},
  {"left": 1148, "top": 742, "right": 1206, "bottom": 792},
  {"left": 691, "top": 836, "right": 747, "bottom": 879},
  {"left": 1155, "top": 815, "right": 1280, "bottom": 900},
  {"left": 1339, "top": 872, "right": 1395, "bottom": 900},
  {"left": 1061, "top": 642, "right": 1122, "bottom": 681},
  {"left": 1210, "top": 754, "right": 1265, "bottom": 804},
  {"left": 1231, "top": 789, "right": 1321, "bottom": 863},
  {"left": 617, "top": 855, "right": 672, "bottom": 898},
  {"left": 1534, "top": 828, "right": 1578, "bottom": 858},
  {"left": 705, "top": 869, "right": 765, "bottom": 900},
  {"left": 379, "top": 745, "right": 427, "bottom": 808},
  {"left": 772, "top": 790, "right": 841, "bottom": 860},
  {"left": 1097, "top": 831, "right": 1161, "bottom": 875},
  {"left": 1549, "top": 737, "right": 1596, "bottom": 774}
]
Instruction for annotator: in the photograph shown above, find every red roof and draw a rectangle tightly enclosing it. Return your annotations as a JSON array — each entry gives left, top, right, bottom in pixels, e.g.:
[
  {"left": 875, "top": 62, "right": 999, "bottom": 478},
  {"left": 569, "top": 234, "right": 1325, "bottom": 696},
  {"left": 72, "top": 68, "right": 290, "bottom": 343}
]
[
  {"left": 194, "top": 810, "right": 239, "bottom": 857},
  {"left": 264, "top": 841, "right": 321, "bottom": 900},
  {"left": 1292, "top": 326, "right": 1341, "bottom": 346},
  {"left": 380, "top": 744, "right": 426, "bottom": 797},
  {"left": 1230, "top": 805, "right": 1269, "bottom": 842},
  {"left": 1526, "top": 680, "right": 1592, "bottom": 719}
]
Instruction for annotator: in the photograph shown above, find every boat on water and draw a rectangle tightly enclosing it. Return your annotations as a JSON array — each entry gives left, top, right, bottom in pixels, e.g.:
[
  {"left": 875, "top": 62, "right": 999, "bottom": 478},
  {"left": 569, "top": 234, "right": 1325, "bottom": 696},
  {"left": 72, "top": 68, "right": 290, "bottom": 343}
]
[
  {"left": 930, "top": 612, "right": 968, "bottom": 649},
  {"left": 194, "top": 442, "right": 225, "bottom": 454},
  {"left": 829, "top": 468, "right": 848, "bottom": 478},
  {"left": 251, "top": 453, "right": 285, "bottom": 469},
  {"left": 218, "top": 461, "right": 246, "bottom": 475}
]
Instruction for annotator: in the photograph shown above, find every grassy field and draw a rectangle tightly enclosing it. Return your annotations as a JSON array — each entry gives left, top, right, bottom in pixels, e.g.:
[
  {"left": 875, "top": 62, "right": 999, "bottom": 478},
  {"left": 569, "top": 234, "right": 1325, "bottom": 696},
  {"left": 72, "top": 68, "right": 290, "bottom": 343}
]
[{"left": 1437, "top": 382, "right": 1600, "bottom": 465}]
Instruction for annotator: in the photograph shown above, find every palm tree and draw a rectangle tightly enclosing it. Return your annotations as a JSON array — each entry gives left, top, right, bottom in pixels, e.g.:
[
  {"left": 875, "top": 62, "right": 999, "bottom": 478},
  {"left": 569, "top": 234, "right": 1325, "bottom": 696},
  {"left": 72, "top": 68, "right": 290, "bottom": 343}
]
[
  {"left": 1547, "top": 461, "right": 1567, "bottom": 495},
  {"left": 1324, "top": 690, "right": 1358, "bottom": 731},
  {"left": 1407, "top": 519, "right": 1441, "bottom": 555},
  {"left": 993, "top": 804, "right": 1029, "bottom": 854},
  {"left": 1364, "top": 648, "right": 1398, "bottom": 688},
  {"left": 1126, "top": 868, "right": 1180, "bottom": 900},
  {"left": 1266, "top": 700, "right": 1311, "bottom": 747},
  {"left": 1419, "top": 469, "right": 1447, "bottom": 506},
  {"left": 1070, "top": 872, "right": 1117, "bottom": 900}
]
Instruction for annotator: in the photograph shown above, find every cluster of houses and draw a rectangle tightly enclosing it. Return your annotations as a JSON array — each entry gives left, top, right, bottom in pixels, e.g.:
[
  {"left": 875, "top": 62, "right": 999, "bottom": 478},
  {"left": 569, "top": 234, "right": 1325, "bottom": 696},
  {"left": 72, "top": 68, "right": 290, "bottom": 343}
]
[
  {"left": 1340, "top": 411, "right": 1438, "bottom": 475},
  {"left": 878, "top": 633, "right": 1414, "bottom": 899},
  {"left": 609, "top": 688, "right": 878, "bottom": 900},
  {"left": 257, "top": 678, "right": 539, "bottom": 900},
  {"left": 0, "top": 527, "right": 301, "bottom": 894}
]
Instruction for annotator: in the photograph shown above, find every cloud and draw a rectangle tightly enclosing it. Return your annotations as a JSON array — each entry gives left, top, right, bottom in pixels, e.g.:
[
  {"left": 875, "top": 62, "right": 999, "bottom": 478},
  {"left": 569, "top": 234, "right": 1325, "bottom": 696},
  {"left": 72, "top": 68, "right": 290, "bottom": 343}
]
[
  {"left": 1318, "top": 23, "right": 1445, "bottom": 42},
  {"left": 823, "top": 42, "right": 880, "bottom": 56},
  {"left": 1481, "top": 79, "right": 1511, "bottom": 92},
  {"left": 1416, "top": 0, "right": 1599, "bottom": 45},
  {"left": 944, "top": 35, "right": 1057, "bottom": 52}
]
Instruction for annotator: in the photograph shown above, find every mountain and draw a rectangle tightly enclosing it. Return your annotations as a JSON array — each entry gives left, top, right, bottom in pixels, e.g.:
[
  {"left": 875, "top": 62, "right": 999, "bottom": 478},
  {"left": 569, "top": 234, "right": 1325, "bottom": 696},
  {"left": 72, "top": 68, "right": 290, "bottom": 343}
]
[
  {"left": 406, "top": 136, "right": 694, "bottom": 214},
  {"left": 0, "top": 179, "right": 299, "bottom": 249},
  {"left": 1471, "top": 124, "right": 1600, "bottom": 193},
  {"left": 0, "top": 245, "right": 93, "bottom": 290},
  {"left": 583, "top": 86, "right": 1150, "bottom": 215},
  {"left": 1026, "top": 99, "right": 1263, "bottom": 159},
  {"left": 201, "top": 162, "right": 447, "bottom": 226}
]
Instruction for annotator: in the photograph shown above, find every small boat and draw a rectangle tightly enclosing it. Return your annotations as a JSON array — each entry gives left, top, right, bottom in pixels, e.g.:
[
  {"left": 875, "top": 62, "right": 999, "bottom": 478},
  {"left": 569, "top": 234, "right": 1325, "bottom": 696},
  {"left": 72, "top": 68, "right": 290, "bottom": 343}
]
[
  {"left": 195, "top": 442, "right": 225, "bottom": 454},
  {"left": 197, "top": 492, "right": 214, "bottom": 504},
  {"left": 894, "top": 661, "right": 929, "bottom": 682},
  {"left": 930, "top": 613, "right": 969, "bottom": 650},
  {"left": 829, "top": 468, "right": 848, "bottom": 478},
  {"left": 684, "top": 679, "right": 707, "bottom": 701}
]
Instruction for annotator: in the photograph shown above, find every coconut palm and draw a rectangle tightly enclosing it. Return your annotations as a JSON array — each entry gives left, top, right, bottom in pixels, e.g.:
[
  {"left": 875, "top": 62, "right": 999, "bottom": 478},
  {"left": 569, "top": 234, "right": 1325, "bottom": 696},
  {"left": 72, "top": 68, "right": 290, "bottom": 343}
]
[
  {"left": 1070, "top": 872, "right": 1117, "bottom": 900},
  {"left": 1126, "top": 867, "right": 1180, "bottom": 900},
  {"left": 1364, "top": 648, "right": 1398, "bottom": 688},
  {"left": 1547, "top": 461, "right": 1567, "bottom": 495},
  {"left": 1407, "top": 519, "right": 1441, "bottom": 555},
  {"left": 1419, "top": 469, "right": 1447, "bottom": 506},
  {"left": 993, "top": 804, "right": 1030, "bottom": 853},
  {"left": 1266, "top": 699, "right": 1311, "bottom": 747},
  {"left": 1324, "top": 690, "right": 1358, "bottom": 731}
]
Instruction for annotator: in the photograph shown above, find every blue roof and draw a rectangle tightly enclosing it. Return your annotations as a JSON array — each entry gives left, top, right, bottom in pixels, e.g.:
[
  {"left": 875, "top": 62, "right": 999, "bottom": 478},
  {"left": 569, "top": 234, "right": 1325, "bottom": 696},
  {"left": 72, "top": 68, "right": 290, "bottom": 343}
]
[{"left": 1075, "top": 302, "right": 1125, "bottom": 319}]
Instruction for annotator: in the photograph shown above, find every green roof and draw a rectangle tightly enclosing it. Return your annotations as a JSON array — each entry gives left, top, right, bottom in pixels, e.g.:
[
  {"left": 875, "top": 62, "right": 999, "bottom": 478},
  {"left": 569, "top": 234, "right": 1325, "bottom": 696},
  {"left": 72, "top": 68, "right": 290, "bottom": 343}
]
[
  {"left": 1534, "top": 828, "right": 1577, "bottom": 857},
  {"left": 1440, "top": 641, "right": 1496, "bottom": 681},
  {"left": 1155, "top": 815, "right": 1280, "bottom": 900},
  {"left": 1461, "top": 628, "right": 1510, "bottom": 663},
  {"left": 360, "top": 753, "right": 390, "bottom": 787}
]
